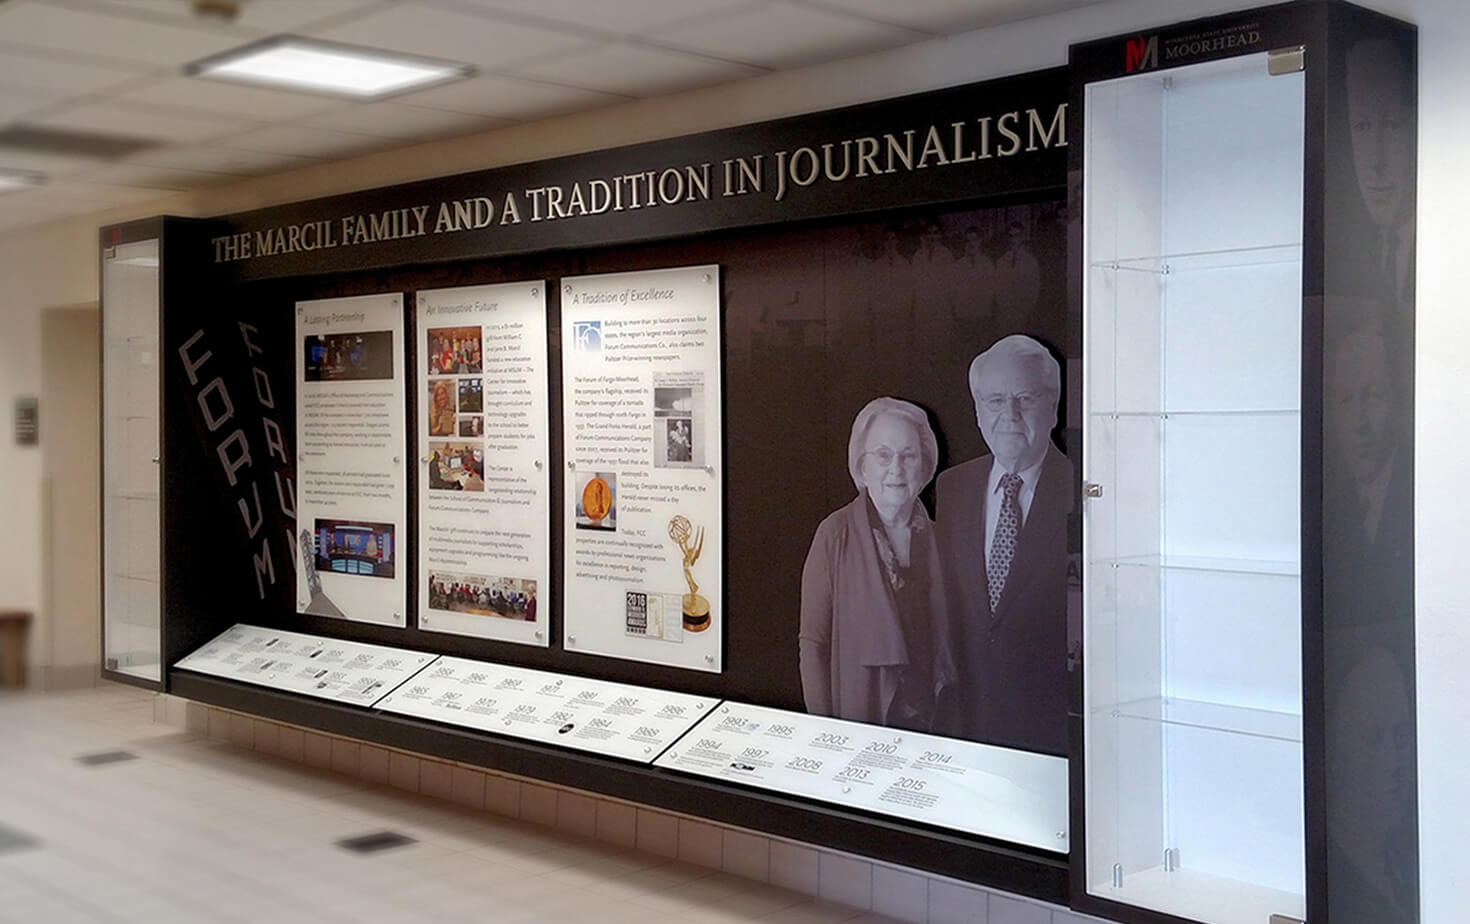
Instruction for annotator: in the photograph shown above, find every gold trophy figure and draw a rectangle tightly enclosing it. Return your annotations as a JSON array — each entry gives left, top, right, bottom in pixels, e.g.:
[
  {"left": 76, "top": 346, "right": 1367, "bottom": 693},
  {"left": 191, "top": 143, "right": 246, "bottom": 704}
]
[{"left": 668, "top": 515, "right": 711, "bottom": 632}]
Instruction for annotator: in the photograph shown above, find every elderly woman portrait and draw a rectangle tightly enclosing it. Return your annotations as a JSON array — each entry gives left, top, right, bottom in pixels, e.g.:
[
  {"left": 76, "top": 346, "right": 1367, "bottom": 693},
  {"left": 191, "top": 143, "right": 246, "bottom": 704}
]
[
  {"left": 428, "top": 380, "right": 456, "bottom": 436},
  {"left": 799, "top": 397, "right": 958, "bottom": 732}
]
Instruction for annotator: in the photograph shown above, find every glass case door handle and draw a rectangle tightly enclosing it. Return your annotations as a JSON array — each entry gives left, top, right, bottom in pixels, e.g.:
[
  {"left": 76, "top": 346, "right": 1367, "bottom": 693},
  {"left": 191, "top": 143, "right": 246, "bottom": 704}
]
[
  {"left": 1084, "top": 482, "right": 1104, "bottom": 498},
  {"left": 151, "top": 456, "right": 159, "bottom": 464}
]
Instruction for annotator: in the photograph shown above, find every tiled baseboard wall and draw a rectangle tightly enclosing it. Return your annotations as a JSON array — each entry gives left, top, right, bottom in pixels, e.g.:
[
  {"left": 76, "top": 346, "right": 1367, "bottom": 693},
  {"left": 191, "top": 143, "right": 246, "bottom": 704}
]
[{"left": 155, "top": 694, "right": 1107, "bottom": 924}]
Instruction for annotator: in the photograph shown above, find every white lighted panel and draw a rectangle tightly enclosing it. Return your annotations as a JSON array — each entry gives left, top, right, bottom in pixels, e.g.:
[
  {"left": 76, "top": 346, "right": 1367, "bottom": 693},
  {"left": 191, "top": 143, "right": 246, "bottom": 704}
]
[
  {"left": 376, "top": 656, "right": 716, "bottom": 763},
  {"left": 175, "top": 624, "right": 435, "bottom": 706},
  {"left": 656, "top": 702, "right": 1069, "bottom": 851}
]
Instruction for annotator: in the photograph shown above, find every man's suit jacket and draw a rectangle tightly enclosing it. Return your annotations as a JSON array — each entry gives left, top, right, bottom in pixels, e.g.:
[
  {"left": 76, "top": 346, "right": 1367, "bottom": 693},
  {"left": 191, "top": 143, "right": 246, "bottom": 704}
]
[{"left": 935, "top": 444, "right": 1073, "bottom": 754}]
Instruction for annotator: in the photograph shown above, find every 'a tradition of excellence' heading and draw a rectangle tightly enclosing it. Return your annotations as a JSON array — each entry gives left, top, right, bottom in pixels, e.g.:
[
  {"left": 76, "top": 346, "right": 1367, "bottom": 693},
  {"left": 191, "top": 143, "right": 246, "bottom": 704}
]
[{"left": 210, "top": 103, "right": 1067, "bottom": 265}]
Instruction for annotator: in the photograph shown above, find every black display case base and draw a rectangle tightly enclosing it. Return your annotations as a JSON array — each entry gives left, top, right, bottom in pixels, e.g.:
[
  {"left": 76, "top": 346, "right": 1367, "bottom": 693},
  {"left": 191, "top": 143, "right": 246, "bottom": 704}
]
[{"left": 170, "top": 669, "right": 1068, "bottom": 905}]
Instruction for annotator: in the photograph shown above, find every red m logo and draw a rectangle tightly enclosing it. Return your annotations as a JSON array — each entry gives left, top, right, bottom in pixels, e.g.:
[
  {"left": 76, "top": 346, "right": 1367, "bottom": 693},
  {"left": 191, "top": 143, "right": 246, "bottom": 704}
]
[{"left": 1125, "top": 35, "right": 1159, "bottom": 73}]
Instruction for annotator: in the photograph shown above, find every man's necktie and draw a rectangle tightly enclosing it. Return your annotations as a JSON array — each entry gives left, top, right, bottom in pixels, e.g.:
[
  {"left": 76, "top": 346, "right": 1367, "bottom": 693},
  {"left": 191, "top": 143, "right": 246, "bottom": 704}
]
[{"left": 988, "top": 472, "right": 1023, "bottom": 614}]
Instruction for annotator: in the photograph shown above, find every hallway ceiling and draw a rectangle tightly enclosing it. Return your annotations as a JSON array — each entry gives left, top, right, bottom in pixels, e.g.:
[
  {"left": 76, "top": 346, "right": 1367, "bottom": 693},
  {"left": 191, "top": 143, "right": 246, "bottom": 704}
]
[{"left": 0, "top": 0, "right": 1100, "bottom": 233}]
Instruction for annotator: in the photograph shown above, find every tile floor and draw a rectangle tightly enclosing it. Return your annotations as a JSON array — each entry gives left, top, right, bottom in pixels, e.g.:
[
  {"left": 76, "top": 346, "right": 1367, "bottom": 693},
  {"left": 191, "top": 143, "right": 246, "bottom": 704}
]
[
  {"left": 0, "top": 683, "right": 1100, "bottom": 924},
  {"left": 0, "top": 683, "right": 921, "bottom": 923}
]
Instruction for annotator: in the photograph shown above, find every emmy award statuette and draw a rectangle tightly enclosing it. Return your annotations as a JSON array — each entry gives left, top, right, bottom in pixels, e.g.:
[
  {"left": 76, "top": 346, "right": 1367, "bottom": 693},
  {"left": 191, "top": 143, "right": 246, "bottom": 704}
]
[{"left": 668, "top": 515, "right": 710, "bottom": 632}]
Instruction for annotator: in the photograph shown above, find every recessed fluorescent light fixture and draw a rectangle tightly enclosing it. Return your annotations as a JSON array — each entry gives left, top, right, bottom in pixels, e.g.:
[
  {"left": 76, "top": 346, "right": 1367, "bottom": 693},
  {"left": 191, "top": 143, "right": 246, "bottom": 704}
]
[
  {"left": 186, "top": 36, "right": 473, "bottom": 99},
  {"left": 0, "top": 168, "right": 45, "bottom": 194}
]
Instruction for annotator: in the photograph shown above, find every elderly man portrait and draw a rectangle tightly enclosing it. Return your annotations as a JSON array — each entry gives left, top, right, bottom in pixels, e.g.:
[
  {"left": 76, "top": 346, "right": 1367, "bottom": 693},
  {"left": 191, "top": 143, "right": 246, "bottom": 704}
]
[
  {"left": 1346, "top": 36, "right": 1415, "bottom": 307},
  {"left": 936, "top": 334, "right": 1071, "bottom": 754},
  {"left": 799, "top": 397, "right": 958, "bottom": 734}
]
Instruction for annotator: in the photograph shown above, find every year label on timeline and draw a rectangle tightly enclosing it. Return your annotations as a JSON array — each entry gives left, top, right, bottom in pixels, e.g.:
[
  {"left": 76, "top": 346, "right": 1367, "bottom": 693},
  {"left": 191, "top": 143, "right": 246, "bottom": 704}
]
[
  {"left": 866, "top": 741, "right": 898, "bottom": 754},
  {"left": 767, "top": 724, "right": 796, "bottom": 738},
  {"left": 839, "top": 766, "right": 871, "bottom": 780},
  {"left": 815, "top": 733, "right": 850, "bottom": 746},
  {"left": 921, "top": 751, "right": 953, "bottom": 764},
  {"left": 788, "top": 757, "right": 823, "bottom": 772}
]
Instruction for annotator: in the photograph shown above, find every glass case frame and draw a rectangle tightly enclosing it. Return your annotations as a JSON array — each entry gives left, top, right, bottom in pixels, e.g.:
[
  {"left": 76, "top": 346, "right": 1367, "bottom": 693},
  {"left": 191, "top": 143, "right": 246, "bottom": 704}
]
[
  {"left": 1080, "top": 49, "right": 1307, "bottom": 924},
  {"left": 1068, "top": 4, "right": 1420, "bottom": 924},
  {"left": 100, "top": 221, "right": 165, "bottom": 689}
]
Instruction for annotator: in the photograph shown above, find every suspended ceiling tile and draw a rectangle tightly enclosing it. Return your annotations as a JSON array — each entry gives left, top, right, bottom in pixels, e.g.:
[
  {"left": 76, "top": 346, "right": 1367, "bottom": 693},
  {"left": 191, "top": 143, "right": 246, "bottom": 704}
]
[
  {"left": 119, "top": 78, "right": 346, "bottom": 121},
  {"left": 0, "top": 2, "right": 249, "bottom": 69},
  {"left": 513, "top": 41, "right": 762, "bottom": 97},
  {"left": 393, "top": 73, "right": 627, "bottom": 121},
  {"left": 32, "top": 102, "right": 253, "bottom": 145},
  {"left": 651, "top": 1, "right": 924, "bottom": 70},
  {"left": 446, "top": 0, "right": 759, "bottom": 35},
  {"left": 44, "top": 179, "right": 178, "bottom": 205},
  {"left": 0, "top": 88, "right": 52, "bottom": 124},
  {"left": 0, "top": 188, "right": 116, "bottom": 218},
  {"left": 88, "top": 0, "right": 387, "bottom": 33},
  {"left": 306, "top": 101, "right": 508, "bottom": 141},
  {"left": 0, "top": 194, "right": 69, "bottom": 232},
  {"left": 80, "top": 159, "right": 236, "bottom": 190},
  {"left": 311, "top": 5, "right": 588, "bottom": 72},
  {"left": 127, "top": 143, "right": 323, "bottom": 176},
  {"left": 215, "top": 123, "right": 397, "bottom": 160},
  {"left": 802, "top": 0, "right": 1107, "bottom": 33},
  {"left": 0, "top": 49, "right": 149, "bottom": 98},
  {"left": 0, "top": 146, "right": 108, "bottom": 179}
]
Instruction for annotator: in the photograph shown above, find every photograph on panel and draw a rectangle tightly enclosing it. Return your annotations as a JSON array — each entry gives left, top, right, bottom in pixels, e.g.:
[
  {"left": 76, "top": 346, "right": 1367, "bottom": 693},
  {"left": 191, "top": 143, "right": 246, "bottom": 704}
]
[
  {"left": 427, "top": 573, "right": 538, "bottom": 622},
  {"left": 313, "top": 519, "right": 396, "bottom": 579},
  {"left": 303, "top": 331, "right": 394, "bottom": 381},
  {"left": 426, "top": 325, "right": 484, "bottom": 375},
  {"left": 427, "top": 442, "right": 484, "bottom": 491}
]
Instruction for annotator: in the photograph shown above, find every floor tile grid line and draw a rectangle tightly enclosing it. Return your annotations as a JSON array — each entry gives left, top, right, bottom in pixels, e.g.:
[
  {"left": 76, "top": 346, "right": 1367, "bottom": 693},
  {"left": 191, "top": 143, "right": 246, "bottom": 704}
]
[{"left": 156, "top": 695, "right": 1106, "bottom": 924}]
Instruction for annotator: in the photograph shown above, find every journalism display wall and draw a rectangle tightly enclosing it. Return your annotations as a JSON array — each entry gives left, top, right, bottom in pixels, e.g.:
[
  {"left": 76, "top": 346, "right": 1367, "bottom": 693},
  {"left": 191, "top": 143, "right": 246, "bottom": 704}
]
[
  {"left": 106, "top": 8, "right": 1421, "bottom": 918},
  {"left": 560, "top": 266, "right": 724, "bottom": 672},
  {"left": 295, "top": 293, "right": 408, "bottom": 627},
  {"left": 416, "top": 281, "right": 551, "bottom": 646}
]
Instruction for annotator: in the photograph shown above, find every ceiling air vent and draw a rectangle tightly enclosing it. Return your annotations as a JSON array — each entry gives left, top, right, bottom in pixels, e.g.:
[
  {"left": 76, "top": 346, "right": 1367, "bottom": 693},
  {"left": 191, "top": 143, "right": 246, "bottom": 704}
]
[{"left": 0, "top": 125, "right": 158, "bottom": 160}]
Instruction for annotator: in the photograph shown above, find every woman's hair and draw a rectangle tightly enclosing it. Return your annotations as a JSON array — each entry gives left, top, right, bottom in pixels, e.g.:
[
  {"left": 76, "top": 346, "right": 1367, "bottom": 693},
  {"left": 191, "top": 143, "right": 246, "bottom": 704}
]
[{"left": 846, "top": 396, "right": 938, "bottom": 492}]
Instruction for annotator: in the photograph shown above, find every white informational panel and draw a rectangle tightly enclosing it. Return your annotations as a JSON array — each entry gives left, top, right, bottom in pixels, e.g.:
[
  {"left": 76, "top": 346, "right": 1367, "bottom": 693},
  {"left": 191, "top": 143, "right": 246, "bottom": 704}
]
[
  {"left": 174, "top": 624, "right": 435, "bottom": 707},
  {"left": 656, "top": 702, "right": 1070, "bottom": 852},
  {"left": 560, "top": 265, "right": 724, "bottom": 672},
  {"left": 295, "top": 293, "right": 408, "bottom": 627},
  {"left": 376, "top": 656, "right": 716, "bottom": 763},
  {"left": 415, "top": 282, "right": 551, "bottom": 646}
]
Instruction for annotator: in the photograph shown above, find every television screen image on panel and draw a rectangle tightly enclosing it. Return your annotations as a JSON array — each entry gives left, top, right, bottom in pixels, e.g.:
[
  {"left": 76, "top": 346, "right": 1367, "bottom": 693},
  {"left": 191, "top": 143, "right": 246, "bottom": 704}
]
[{"left": 314, "top": 519, "right": 396, "bottom": 578}]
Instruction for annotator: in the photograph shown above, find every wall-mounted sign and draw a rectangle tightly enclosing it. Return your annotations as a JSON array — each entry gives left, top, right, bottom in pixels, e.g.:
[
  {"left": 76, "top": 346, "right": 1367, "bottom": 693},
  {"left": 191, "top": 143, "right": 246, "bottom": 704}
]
[
  {"left": 415, "top": 281, "right": 551, "bottom": 647},
  {"left": 294, "top": 293, "right": 409, "bottom": 628},
  {"left": 560, "top": 265, "right": 724, "bottom": 673},
  {"left": 201, "top": 69, "right": 1069, "bottom": 281},
  {"left": 13, "top": 396, "right": 37, "bottom": 446}
]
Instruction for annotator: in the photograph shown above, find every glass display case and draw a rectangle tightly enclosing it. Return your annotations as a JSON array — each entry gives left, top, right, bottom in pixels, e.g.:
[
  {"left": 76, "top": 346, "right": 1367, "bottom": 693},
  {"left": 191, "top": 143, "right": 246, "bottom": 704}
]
[
  {"left": 102, "top": 236, "right": 162, "bottom": 684},
  {"left": 1081, "top": 51, "right": 1306, "bottom": 924}
]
